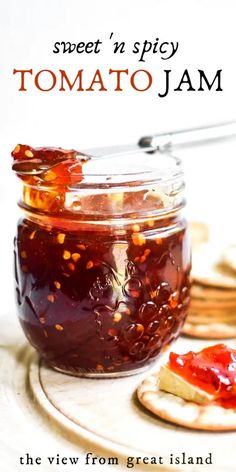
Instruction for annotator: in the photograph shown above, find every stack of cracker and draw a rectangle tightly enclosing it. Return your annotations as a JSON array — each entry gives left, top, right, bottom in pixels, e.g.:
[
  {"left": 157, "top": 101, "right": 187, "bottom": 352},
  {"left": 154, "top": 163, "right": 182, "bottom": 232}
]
[{"left": 183, "top": 223, "right": 236, "bottom": 339}]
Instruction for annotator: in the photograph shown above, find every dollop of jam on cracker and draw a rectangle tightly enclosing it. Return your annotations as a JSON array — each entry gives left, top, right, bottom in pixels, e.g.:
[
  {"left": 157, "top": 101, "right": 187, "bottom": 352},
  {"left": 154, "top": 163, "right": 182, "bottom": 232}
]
[{"left": 169, "top": 344, "right": 236, "bottom": 408}]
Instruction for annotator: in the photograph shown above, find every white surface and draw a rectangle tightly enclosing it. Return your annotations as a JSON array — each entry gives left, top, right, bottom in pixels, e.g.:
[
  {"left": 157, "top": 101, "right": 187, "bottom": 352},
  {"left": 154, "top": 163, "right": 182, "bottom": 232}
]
[{"left": 0, "top": 1, "right": 236, "bottom": 470}]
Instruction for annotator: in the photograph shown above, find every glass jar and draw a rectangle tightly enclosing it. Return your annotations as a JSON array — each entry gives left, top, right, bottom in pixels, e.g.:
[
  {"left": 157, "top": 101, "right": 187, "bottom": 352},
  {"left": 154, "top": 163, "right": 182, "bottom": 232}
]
[{"left": 13, "top": 145, "right": 191, "bottom": 377}]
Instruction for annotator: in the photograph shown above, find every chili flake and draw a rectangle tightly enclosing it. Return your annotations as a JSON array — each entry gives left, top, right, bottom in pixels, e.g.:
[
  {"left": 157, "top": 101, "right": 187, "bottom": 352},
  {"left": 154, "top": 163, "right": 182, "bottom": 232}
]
[
  {"left": 71, "top": 252, "right": 81, "bottom": 262},
  {"left": 55, "top": 324, "right": 64, "bottom": 331},
  {"left": 54, "top": 281, "right": 61, "bottom": 289},
  {"left": 113, "top": 312, "right": 122, "bottom": 323},
  {"left": 57, "top": 233, "right": 66, "bottom": 244},
  {"left": 63, "top": 249, "right": 71, "bottom": 260},
  {"left": 132, "top": 232, "right": 146, "bottom": 246},
  {"left": 25, "top": 150, "right": 34, "bottom": 158},
  {"left": 86, "top": 261, "right": 94, "bottom": 269}
]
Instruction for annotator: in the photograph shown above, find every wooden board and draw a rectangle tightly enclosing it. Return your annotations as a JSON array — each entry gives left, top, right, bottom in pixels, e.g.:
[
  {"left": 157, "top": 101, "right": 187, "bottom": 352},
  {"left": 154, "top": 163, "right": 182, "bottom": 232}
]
[
  {"left": 1, "top": 316, "right": 236, "bottom": 471},
  {"left": 29, "top": 337, "right": 236, "bottom": 471}
]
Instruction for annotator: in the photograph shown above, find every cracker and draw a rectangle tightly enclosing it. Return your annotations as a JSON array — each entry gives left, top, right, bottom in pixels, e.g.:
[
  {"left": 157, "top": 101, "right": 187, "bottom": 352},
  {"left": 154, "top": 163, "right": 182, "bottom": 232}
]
[
  {"left": 187, "top": 314, "right": 236, "bottom": 326},
  {"left": 182, "top": 321, "right": 236, "bottom": 339},
  {"left": 188, "top": 308, "right": 236, "bottom": 318},
  {"left": 189, "top": 300, "right": 236, "bottom": 316},
  {"left": 189, "top": 306, "right": 236, "bottom": 317},
  {"left": 221, "top": 246, "right": 236, "bottom": 274},
  {"left": 137, "top": 373, "right": 236, "bottom": 431},
  {"left": 192, "top": 244, "right": 236, "bottom": 289},
  {"left": 193, "top": 268, "right": 236, "bottom": 289},
  {"left": 190, "top": 298, "right": 236, "bottom": 310},
  {"left": 191, "top": 284, "right": 236, "bottom": 301},
  {"left": 189, "top": 221, "right": 209, "bottom": 248}
]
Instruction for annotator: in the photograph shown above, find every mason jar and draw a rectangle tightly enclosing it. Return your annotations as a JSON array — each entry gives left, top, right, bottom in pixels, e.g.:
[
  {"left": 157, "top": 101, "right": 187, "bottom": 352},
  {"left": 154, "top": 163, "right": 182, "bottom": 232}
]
[{"left": 12, "top": 144, "right": 191, "bottom": 377}]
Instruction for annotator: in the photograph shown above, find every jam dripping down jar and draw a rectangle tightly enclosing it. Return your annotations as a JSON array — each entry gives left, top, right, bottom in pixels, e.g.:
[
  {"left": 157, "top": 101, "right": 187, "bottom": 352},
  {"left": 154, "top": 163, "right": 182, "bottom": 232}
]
[{"left": 12, "top": 144, "right": 191, "bottom": 377}]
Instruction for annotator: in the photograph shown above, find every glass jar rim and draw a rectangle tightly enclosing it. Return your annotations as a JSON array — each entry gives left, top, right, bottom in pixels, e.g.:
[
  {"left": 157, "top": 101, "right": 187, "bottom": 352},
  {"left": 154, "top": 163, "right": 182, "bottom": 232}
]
[
  {"left": 70, "top": 154, "right": 182, "bottom": 190},
  {"left": 17, "top": 150, "right": 183, "bottom": 190},
  {"left": 16, "top": 150, "right": 185, "bottom": 222}
]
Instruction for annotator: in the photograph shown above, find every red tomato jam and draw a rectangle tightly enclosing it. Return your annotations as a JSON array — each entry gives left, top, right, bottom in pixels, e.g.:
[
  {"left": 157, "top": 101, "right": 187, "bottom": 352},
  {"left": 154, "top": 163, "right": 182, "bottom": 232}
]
[
  {"left": 169, "top": 344, "right": 236, "bottom": 409},
  {"left": 12, "top": 144, "right": 191, "bottom": 376}
]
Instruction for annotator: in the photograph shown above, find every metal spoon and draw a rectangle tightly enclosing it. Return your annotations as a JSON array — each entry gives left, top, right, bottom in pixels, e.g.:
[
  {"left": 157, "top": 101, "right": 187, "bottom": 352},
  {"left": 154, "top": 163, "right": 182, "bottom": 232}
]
[
  {"left": 13, "top": 121, "right": 236, "bottom": 176},
  {"left": 83, "top": 120, "right": 236, "bottom": 158}
]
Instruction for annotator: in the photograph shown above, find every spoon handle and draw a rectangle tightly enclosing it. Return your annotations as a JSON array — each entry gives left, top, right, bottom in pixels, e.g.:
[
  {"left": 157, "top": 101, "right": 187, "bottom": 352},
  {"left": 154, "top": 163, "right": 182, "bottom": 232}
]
[
  {"left": 138, "top": 120, "right": 236, "bottom": 152},
  {"left": 85, "top": 121, "right": 236, "bottom": 159}
]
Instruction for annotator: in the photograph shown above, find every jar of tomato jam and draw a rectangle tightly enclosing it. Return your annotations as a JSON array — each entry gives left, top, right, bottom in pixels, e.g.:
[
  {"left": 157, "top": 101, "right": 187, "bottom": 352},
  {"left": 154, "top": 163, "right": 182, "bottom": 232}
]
[{"left": 12, "top": 144, "right": 191, "bottom": 377}]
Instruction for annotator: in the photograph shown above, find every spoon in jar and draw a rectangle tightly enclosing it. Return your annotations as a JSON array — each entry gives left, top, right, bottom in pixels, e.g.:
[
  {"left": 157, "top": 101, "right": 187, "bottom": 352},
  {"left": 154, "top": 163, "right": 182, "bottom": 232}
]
[
  {"left": 12, "top": 120, "right": 236, "bottom": 178},
  {"left": 84, "top": 120, "right": 236, "bottom": 159}
]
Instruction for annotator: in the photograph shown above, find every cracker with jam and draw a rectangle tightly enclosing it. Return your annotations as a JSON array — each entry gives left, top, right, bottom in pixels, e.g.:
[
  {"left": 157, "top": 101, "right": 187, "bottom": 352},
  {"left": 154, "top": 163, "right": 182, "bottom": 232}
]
[{"left": 138, "top": 344, "right": 236, "bottom": 431}]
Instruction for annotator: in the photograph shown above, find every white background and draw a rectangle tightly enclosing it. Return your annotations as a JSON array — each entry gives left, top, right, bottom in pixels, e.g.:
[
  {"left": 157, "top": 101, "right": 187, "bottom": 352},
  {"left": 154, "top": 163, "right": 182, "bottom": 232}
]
[{"left": 0, "top": 1, "right": 236, "bottom": 469}]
